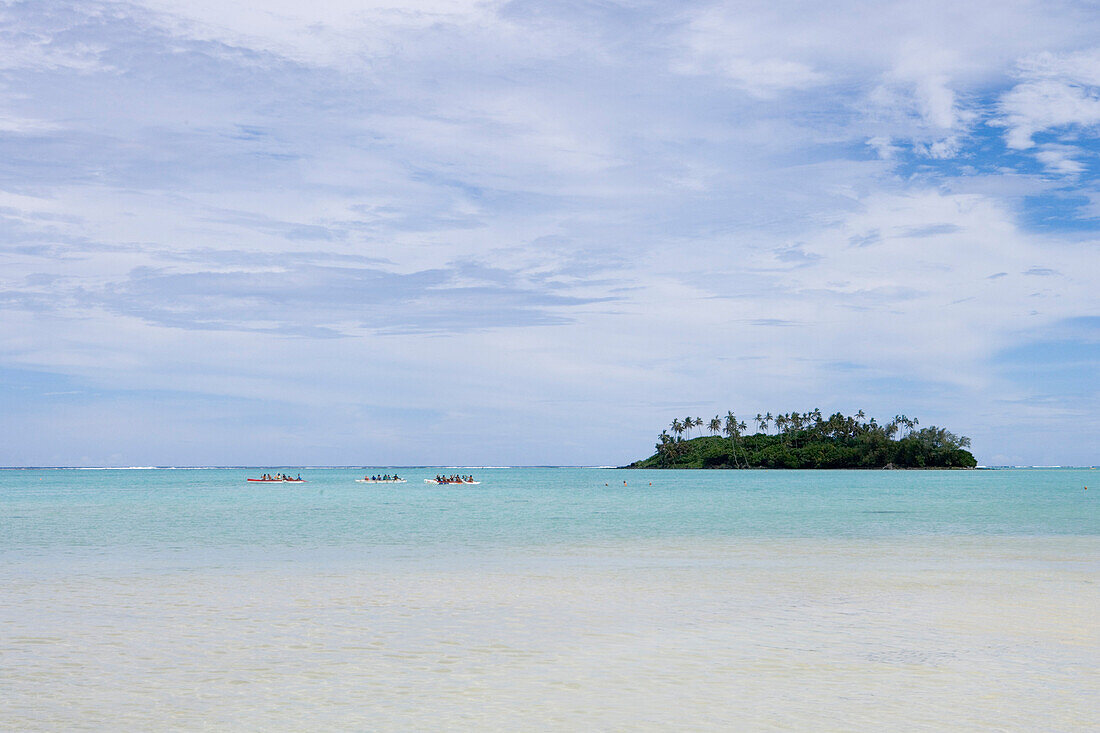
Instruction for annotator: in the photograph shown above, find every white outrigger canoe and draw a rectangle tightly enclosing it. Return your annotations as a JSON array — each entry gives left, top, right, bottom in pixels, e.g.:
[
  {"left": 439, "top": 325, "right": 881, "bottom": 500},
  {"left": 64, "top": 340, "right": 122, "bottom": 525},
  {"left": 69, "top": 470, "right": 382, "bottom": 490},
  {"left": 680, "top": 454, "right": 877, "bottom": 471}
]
[
  {"left": 424, "top": 479, "right": 480, "bottom": 485},
  {"left": 355, "top": 478, "right": 407, "bottom": 484}
]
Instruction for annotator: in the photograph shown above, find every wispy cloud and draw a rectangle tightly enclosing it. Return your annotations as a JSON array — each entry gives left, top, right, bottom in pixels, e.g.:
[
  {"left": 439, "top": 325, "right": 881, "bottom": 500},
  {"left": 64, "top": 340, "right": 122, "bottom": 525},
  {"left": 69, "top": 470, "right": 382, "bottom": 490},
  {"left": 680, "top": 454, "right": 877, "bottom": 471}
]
[{"left": 998, "top": 49, "right": 1100, "bottom": 151}]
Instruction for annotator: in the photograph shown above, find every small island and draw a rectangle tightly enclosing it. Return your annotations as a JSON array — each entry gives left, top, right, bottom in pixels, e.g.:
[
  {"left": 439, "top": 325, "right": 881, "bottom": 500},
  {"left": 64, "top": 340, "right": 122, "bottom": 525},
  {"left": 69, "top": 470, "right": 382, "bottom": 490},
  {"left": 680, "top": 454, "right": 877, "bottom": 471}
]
[{"left": 627, "top": 410, "right": 977, "bottom": 469}]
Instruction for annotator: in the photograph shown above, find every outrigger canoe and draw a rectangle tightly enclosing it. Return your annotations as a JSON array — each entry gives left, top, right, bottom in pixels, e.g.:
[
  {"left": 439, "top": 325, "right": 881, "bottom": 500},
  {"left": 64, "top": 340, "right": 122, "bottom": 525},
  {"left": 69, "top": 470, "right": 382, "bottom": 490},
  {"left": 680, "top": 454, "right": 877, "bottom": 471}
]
[
  {"left": 247, "top": 478, "right": 306, "bottom": 483},
  {"left": 424, "top": 479, "right": 480, "bottom": 485},
  {"left": 355, "top": 479, "right": 407, "bottom": 484}
]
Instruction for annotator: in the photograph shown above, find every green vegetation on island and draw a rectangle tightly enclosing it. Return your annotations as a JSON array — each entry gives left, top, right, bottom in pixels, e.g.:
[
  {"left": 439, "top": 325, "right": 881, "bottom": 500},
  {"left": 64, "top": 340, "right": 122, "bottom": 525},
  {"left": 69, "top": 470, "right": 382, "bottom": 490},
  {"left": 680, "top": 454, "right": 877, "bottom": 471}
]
[{"left": 628, "top": 410, "right": 977, "bottom": 469}]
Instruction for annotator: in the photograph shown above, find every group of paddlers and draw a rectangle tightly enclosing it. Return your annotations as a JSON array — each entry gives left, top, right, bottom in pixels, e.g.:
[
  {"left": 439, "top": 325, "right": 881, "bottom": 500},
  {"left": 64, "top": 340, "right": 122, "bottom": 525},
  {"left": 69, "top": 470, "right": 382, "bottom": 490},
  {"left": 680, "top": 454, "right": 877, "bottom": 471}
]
[
  {"left": 260, "top": 473, "right": 301, "bottom": 481},
  {"left": 435, "top": 474, "right": 475, "bottom": 483},
  {"left": 365, "top": 474, "right": 401, "bottom": 481}
]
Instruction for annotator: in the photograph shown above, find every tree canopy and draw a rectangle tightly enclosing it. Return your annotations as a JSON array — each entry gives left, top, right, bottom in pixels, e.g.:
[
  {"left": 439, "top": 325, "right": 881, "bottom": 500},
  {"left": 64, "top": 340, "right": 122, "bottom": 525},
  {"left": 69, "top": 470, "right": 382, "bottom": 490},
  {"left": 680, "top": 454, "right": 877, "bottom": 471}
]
[{"left": 629, "top": 410, "right": 977, "bottom": 469}]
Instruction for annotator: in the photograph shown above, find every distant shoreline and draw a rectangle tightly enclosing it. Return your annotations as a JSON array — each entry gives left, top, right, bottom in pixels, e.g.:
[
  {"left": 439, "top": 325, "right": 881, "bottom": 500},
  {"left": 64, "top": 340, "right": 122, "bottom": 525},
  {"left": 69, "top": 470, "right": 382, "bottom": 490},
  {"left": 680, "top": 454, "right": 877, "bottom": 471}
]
[
  {"left": 620, "top": 464, "right": 977, "bottom": 470},
  {"left": 2, "top": 465, "right": 1096, "bottom": 471}
]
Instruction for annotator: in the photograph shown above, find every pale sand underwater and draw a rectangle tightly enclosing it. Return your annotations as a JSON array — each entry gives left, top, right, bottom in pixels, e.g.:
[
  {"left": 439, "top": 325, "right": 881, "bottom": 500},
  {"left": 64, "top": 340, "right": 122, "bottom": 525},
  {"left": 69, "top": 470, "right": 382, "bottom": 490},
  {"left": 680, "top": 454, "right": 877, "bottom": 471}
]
[{"left": 4, "top": 535, "right": 1097, "bottom": 731}]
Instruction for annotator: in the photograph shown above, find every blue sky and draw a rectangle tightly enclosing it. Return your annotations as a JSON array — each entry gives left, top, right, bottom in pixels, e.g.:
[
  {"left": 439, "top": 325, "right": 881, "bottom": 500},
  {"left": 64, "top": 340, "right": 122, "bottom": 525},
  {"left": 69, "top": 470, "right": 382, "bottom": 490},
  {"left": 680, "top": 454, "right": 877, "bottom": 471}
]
[{"left": 1, "top": 0, "right": 1098, "bottom": 466}]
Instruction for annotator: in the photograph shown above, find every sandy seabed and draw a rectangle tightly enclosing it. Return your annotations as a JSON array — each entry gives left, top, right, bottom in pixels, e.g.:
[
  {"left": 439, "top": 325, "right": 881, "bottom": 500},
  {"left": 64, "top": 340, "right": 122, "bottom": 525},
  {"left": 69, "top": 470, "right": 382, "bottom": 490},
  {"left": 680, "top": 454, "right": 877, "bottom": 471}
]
[{"left": 3, "top": 536, "right": 1098, "bottom": 731}]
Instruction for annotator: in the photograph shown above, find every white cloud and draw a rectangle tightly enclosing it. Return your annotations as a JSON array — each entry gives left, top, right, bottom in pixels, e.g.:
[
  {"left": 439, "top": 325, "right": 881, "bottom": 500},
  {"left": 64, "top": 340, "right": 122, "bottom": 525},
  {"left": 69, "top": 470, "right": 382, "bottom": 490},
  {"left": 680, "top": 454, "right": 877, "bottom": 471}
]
[
  {"left": 1018, "top": 48, "right": 1100, "bottom": 85},
  {"left": 921, "top": 136, "right": 961, "bottom": 159},
  {"left": 0, "top": 114, "right": 61, "bottom": 133},
  {"left": 671, "top": 5, "right": 827, "bottom": 96},
  {"left": 866, "top": 136, "right": 898, "bottom": 160},
  {"left": 888, "top": 45, "right": 966, "bottom": 130},
  {"left": 998, "top": 49, "right": 1100, "bottom": 150},
  {"left": 860, "top": 44, "right": 980, "bottom": 160},
  {"left": 130, "top": 0, "right": 496, "bottom": 68},
  {"left": 674, "top": 47, "right": 824, "bottom": 98},
  {"left": 1033, "top": 143, "right": 1086, "bottom": 175},
  {"left": 0, "top": 36, "right": 107, "bottom": 72},
  {"left": 916, "top": 74, "right": 959, "bottom": 130}
]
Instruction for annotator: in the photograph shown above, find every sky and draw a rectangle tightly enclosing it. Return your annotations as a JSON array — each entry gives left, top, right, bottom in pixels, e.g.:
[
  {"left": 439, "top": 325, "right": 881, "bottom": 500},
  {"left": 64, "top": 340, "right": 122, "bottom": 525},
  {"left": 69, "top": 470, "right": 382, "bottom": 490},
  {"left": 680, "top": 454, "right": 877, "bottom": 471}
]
[{"left": 1, "top": 0, "right": 1098, "bottom": 467}]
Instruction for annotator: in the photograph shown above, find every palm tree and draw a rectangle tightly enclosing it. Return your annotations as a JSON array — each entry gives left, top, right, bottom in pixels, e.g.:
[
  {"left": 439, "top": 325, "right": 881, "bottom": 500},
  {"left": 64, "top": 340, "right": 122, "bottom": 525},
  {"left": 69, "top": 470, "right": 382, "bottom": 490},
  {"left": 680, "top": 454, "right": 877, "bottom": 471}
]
[
  {"left": 709, "top": 416, "right": 722, "bottom": 436},
  {"left": 764, "top": 412, "right": 773, "bottom": 434},
  {"left": 723, "top": 411, "right": 743, "bottom": 468},
  {"left": 656, "top": 430, "right": 673, "bottom": 466},
  {"left": 892, "top": 415, "right": 919, "bottom": 438},
  {"left": 737, "top": 421, "right": 751, "bottom": 465},
  {"left": 755, "top": 413, "right": 765, "bottom": 434},
  {"left": 886, "top": 418, "right": 899, "bottom": 439},
  {"left": 671, "top": 418, "right": 683, "bottom": 440}
]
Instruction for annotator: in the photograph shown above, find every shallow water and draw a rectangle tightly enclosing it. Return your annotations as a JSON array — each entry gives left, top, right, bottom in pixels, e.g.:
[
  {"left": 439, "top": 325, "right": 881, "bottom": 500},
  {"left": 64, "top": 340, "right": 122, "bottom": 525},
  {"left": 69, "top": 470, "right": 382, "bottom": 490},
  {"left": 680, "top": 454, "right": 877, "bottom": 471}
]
[{"left": 2, "top": 468, "right": 1097, "bottom": 730}]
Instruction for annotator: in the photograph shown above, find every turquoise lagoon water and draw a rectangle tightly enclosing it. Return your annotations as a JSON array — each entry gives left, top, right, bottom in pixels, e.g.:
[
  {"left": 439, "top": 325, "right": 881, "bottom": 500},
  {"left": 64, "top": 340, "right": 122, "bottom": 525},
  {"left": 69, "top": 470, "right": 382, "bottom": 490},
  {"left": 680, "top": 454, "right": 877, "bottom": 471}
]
[
  {"left": 2, "top": 468, "right": 1098, "bottom": 730},
  {"left": 4, "top": 467, "right": 1096, "bottom": 551}
]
